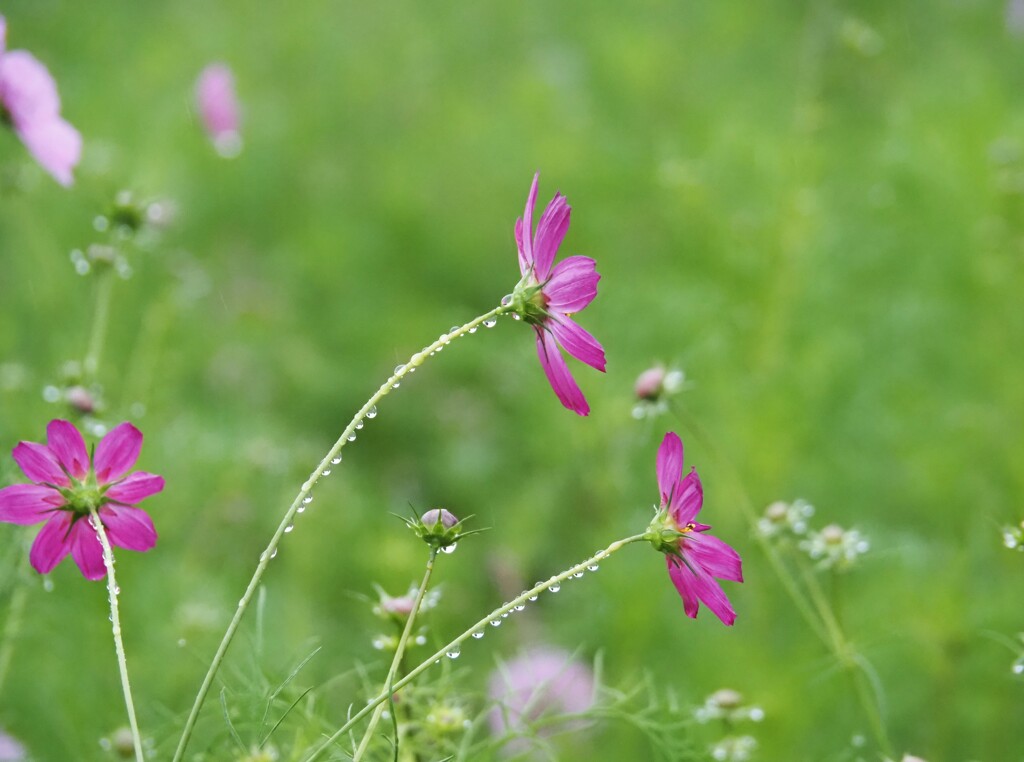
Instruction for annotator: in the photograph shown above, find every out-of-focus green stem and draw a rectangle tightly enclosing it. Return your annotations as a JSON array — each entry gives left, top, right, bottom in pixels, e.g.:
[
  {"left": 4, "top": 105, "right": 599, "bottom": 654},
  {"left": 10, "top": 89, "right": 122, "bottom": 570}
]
[
  {"left": 796, "top": 556, "right": 893, "bottom": 757},
  {"left": 173, "top": 303, "right": 512, "bottom": 762},
  {"left": 0, "top": 546, "right": 30, "bottom": 695},
  {"left": 353, "top": 550, "right": 437, "bottom": 761},
  {"left": 90, "top": 511, "right": 145, "bottom": 762},
  {"left": 670, "top": 401, "right": 892, "bottom": 755},
  {"left": 84, "top": 267, "right": 115, "bottom": 382},
  {"left": 669, "top": 402, "right": 828, "bottom": 646},
  {"left": 304, "top": 534, "right": 646, "bottom": 762}
]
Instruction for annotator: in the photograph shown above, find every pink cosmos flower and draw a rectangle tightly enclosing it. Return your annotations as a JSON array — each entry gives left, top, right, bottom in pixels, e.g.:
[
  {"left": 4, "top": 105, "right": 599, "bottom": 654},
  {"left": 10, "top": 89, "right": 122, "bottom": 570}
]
[
  {"left": 509, "top": 173, "right": 605, "bottom": 416},
  {"left": 0, "top": 420, "right": 163, "bottom": 580},
  {"left": 646, "top": 432, "right": 742, "bottom": 625},
  {"left": 488, "top": 646, "right": 595, "bottom": 753},
  {"left": 195, "top": 63, "right": 241, "bottom": 157},
  {"left": 0, "top": 15, "right": 82, "bottom": 186}
]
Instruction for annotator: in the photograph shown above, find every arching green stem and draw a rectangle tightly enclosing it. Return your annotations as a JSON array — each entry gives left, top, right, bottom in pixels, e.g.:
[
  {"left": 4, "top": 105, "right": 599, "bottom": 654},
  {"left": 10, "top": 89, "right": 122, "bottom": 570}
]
[
  {"left": 305, "top": 534, "right": 646, "bottom": 762},
  {"left": 172, "top": 302, "right": 512, "bottom": 762}
]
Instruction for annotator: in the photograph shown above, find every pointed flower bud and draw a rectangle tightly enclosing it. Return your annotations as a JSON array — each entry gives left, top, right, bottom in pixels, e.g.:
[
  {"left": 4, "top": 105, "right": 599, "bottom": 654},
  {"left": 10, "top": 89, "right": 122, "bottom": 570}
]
[{"left": 405, "top": 508, "right": 470, "bottom": 552}]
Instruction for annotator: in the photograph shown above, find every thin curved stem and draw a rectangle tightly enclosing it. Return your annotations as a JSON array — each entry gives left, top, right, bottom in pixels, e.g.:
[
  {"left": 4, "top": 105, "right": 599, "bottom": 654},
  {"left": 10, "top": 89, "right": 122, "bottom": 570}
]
[
  {"left": 89, "top": 510, "right": 144, "bottom": 762},
  {"left": 353, "top": 550, "right": 437, "bottom": 760},
  {"left": 305, "top": 534, "right": 646, "bottom": 762},
  {"left": 173, "top": 303, "right": 512, "bottom": 762},
  {"left": 83, "top": 267, "right": 115, "bottom": 382}
]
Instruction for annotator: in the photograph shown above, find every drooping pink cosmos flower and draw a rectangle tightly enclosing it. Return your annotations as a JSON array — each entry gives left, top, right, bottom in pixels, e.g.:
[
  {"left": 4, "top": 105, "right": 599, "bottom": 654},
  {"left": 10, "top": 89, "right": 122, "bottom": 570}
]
[
  {"left": 488, "top": 646, "right": 595, "bottom": 753},
  {"left": 195, "top": 63, "right": 242, "bottom": 157},
  {"left": 0, "top": 15, "right": 82, "bottom": 186},
  {"left": 645, "top": 432, "right": 742, "bottom": 625},
  {"left": 509, "top": 173, "right": 605, "bottom": 416},
  {"left": 0, "top": 420, "right": 163, "bottom": 580}
]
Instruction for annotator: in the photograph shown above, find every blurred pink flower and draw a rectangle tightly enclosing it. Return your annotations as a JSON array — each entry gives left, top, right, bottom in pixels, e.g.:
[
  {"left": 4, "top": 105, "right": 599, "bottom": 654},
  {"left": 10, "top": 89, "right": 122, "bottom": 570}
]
[
  {"left": 0, "top": 14, "right": 82, "bottom": 186},
  {"left": 0, "top": 420, "right": 163, "bottom": 580},
  {"left": 647, "top": 432, "right": 742, "bottom": 625},
  {"left": 488, "top": 646, "right": 595, "bottom": 752},
  {"left": 0, "top": 727, "right": 26, "bottom": 762},
  {"left": 195, "top": 63, "right": 241, "bottom": 157},
  {"left": 510, "top": 173, "right": 605, "bottom": 416}
]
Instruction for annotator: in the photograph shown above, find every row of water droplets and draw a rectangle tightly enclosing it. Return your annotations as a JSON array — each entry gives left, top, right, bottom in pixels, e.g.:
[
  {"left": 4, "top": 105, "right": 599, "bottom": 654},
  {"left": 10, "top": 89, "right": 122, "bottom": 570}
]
[
  {"left": 255, "top": 404, "right": 380, "bottom": 568},
  {"left": 434, "top": 549, "right": 607, "bottom": 662},
  {"left": 252, "top": 308, "right": 508, "bottom": 602}
]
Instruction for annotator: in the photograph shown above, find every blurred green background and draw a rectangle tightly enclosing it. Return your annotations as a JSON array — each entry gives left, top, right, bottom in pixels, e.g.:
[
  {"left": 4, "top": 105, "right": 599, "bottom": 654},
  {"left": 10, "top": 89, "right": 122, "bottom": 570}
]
[{"left": 1, "top": 0, "right": 1023, "bottom": 759}]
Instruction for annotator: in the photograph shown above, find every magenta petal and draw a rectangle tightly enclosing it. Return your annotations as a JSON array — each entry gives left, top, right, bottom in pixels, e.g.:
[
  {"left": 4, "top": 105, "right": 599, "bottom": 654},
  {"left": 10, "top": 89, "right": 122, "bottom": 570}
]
[
  {"left": 102, "top": 505, "right": 157, "bottom": 552},
  {"left": 549, "top": 315, "right": 605, "bottom": 372},
  {"left": 0, "top": 50, "right": 60, "bottom": 125},
  {"left": 691, "top": 568, "right": 737, "bottom": 626},
  {"left": 656, "top": 433, "right": 683, "bottom": 507},
  {"left": 105, "top": 472, "right": 165, "bottom": 505},
  {"left": 514, "top": 217, "right": 530, "bottom": 277},
  {"left": 69, "top": 520, "right": 106, "bottom": 580},
  {"left": 684, "top": 532, "right": 743, "bottom": 583},
  {"left": 12, "top": 441, "right": 69, "bottom": 486},
  {"left": 666, "top": 556, "right": 700, "bottom": 619},
  {"left": 544, "top": 256, "right": 600, "bottom": 314},
  {"left": 29, "top": 512, "right": 73, "bottom": 575},
  {"left": 46, "top": 420, "right": 89, "bottom": 480},
  {"left": 519, "top": 172, "right": 539, "bottom": 269},
  {"left": 0, "top": 484, "right": 62, "bottom": 525},
  {"left": 94, "top": 423, "right": 143, "bottom": 484},
  {"left": 531, "top": 193, "right": 570, "bottom": 282},
  {"left": 671, "top": 471, "right": 703, "bottom": 525},
  {"left": 670, "top": 470, "right": 703, "bottom": 526},
  {"left": 16, "top": 116, "right": 81, "bottom": 187},
  {"left": 535, "top": 328, "right": 589, "bottom": 416}
]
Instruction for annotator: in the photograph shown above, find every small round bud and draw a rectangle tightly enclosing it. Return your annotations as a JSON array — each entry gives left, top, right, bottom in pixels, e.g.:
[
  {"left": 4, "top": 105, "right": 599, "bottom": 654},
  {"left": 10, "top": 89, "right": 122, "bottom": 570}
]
[
  {"left": 710, "top": 688, "right": 743, "bottom": 710},
  {"left": 821, "top": 524, "right": 845, "bottom": 545},
  {"left": 66, "top": 385, "right": 96, "bottom": 413},
  {"left": 110, "top": 726, "right": 135, "bottom": 758},
  {"left": 635, "top": 366, "right": 667, "bottom": 401},
  {"left": 380, "top": 595, "right": 416, "bottom": 617},
  {"left": 422, "top": 508, "right": 458, "bottom": 529},
  {"left": 765, "top": 501, "right": 788, "bottom": 522}
]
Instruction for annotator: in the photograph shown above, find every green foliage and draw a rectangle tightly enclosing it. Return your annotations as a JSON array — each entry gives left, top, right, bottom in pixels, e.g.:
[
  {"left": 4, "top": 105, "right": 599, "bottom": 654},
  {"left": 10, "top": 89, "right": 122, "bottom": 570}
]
[{"left": 2, "top": 0, "right": 1023, "bottom": 759}]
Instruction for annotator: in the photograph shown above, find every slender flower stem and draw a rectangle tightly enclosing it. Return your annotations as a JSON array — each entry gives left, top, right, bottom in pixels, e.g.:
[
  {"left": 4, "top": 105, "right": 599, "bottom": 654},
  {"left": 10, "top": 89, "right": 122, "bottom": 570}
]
[
  {"left": 669, "top": 402, "right": 892, "bottom": 755},
  {"left": 305, "top": 533, "right": 646, "bottom": 762},
  {"left": 89, "top": 510, "right": 144, "bottom": 762},
  {"left": 796, "top": 556, "right": 893, "bottom": 757},
  {"left": 173, "top": 303, "right": 512, "bottom": 762},
  {"left": 0, "top": 546, "right": 30, "bottom": 696},
  {"left": 353, "top": 550, "right": 438, "bottom": 761},
  {"left": 83, "top": 267, "right": 115, "bottom": 382}
]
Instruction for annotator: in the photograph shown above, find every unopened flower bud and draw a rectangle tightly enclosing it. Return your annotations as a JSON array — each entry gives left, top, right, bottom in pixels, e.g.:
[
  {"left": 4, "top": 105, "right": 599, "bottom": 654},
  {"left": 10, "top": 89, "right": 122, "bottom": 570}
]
[
  {"left": 421, "top": 508, "right": 458, "bottom": 529},
  {"left": 110, "top": 726, "right": 135, "bottom": 758},
  {"left": 821, "top": 524, "right": 845, "bottom": 544},
  {"left": 65, "top": 385, "right": 96, "bottom": 413},
  {"left": 380, "top": 595, "right": 416, "bottom": 617},
  {"left": 635, "top": 366, "right": 667, "bottom": 401},
  {"left": 631, "top": 365, "right": 685, "bottom": 419},
  {"left": 404, "top": 507, "right": 471, "bottom": 552},
  {"left": 710, "top": 688, "right": 743, "bottom": 710}
]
